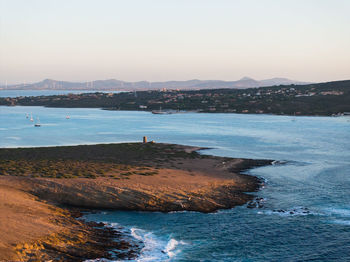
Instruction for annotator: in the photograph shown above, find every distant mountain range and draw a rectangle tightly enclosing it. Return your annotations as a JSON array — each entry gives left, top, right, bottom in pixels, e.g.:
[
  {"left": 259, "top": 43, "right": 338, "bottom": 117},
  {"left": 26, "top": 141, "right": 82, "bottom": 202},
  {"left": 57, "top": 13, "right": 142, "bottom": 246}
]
[{"left": 0, "top": 77, "right": 311, "bottom": 91}]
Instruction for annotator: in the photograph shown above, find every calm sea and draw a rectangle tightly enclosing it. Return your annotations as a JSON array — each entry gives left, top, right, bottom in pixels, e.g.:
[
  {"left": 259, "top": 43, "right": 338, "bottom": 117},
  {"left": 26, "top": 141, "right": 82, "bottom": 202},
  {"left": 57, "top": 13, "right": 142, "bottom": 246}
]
[{"left": 1, "top": 106, "right": 349, "bottom": 261}]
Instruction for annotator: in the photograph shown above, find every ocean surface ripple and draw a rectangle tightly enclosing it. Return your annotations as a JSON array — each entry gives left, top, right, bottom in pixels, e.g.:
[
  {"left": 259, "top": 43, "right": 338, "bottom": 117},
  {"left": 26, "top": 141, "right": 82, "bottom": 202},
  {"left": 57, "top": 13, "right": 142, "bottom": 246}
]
[{"left": 1, "top": 106, "right": 350, "bottom": 261}]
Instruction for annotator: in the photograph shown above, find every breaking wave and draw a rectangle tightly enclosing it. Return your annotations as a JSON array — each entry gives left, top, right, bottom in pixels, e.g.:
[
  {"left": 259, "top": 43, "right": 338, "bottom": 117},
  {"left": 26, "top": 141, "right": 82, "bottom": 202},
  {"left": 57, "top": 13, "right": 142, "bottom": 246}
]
[
  {"left": 84, "top": 222, "right": 186, "bottom": 262},
  {"left": 130, "top": 227, "right": 186, "bottom": 261}
]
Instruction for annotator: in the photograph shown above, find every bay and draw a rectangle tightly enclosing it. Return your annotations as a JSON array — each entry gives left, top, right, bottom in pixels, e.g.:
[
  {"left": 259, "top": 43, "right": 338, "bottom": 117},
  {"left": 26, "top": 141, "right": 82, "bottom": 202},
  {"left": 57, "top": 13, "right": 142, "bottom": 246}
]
[{"left": 1, "top": 106, "right": 349, "bottom": 261}]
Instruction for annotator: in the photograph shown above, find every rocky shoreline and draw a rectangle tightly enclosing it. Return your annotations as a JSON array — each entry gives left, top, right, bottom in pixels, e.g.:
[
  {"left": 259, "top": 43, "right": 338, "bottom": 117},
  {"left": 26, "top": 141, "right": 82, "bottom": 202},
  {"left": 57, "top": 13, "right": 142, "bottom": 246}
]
[
  {"left": 13, "top": 207, "right": 142, "bottom": 262},
  {"left": 0, "top": 143, "right": 273, "bottom": 261}
]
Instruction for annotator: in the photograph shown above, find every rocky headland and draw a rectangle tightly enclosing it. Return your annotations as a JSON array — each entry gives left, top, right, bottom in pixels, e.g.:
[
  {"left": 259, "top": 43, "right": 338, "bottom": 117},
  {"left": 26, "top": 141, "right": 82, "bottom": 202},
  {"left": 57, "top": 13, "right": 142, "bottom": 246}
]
[{"left": 0, "top": 143, "right": 272, "bottom": 261}]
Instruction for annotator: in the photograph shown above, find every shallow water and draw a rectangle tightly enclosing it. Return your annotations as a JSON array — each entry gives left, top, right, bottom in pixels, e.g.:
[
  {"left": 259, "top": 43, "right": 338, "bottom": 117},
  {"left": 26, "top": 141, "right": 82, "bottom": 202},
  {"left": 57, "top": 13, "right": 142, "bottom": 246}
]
[{"left": 1, "top": 106, "right": 350, "bottom": 261}]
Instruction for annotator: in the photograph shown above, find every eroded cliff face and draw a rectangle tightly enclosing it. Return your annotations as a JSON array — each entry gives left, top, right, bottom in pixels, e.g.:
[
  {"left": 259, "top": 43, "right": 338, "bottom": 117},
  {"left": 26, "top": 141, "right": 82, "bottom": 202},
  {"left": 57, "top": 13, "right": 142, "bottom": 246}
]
[
  {"left": 15, "top": 218, "right": 140, "bottom": 262},
  {"left": 20, "top": 178, "right": 256, "bottom": 213},
  {"left": 0, "top": 180, "right": 140, "bottom": 261},
  {"left": 5, "top": 157, "right": 268, "bottom": 213}
]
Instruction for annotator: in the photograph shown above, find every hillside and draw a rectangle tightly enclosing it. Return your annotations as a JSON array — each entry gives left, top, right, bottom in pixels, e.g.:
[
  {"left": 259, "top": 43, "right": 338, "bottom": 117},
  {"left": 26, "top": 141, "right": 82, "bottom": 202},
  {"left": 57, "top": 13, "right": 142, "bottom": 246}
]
[
  {"left": 0, "top": 77, "right": 309, "bottom": 91},
  {"left": 1, "top": 80, "right": 349, "bottom": 116}
]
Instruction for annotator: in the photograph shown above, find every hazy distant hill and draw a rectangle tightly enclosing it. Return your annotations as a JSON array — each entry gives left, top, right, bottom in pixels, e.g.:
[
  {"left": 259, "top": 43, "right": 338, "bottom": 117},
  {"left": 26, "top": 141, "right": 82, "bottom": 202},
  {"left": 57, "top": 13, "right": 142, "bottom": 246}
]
[{"left": 1, "top": 77, "right": 310, "bottom": 91}]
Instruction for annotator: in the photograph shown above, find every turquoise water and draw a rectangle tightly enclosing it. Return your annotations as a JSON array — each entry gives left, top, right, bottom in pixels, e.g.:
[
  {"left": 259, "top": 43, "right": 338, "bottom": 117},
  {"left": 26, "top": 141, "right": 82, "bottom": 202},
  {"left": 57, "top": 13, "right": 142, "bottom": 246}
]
[{"left": 1, "top": 106, "right": 350, "bottom": 261}]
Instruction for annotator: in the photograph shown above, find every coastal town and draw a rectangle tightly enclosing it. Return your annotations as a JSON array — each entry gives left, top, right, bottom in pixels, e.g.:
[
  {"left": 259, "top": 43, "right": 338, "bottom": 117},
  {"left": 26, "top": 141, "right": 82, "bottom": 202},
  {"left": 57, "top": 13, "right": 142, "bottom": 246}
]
[{"left": 1, "top": 80, "right": 349, "bottom": 116}]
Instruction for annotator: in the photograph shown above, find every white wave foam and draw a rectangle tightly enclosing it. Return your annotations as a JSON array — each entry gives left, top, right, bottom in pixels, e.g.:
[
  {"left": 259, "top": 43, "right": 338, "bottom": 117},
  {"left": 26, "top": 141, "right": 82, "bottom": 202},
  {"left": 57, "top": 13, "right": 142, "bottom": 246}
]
[
  {"left": 329, "top": 219, "right": 350, "bottom": 226},
  {"left": 272, "top": 160, "right": 287, "bottom": 165},
  {"left": 41, "top": 123, "right": 59, "bottom": 126},
  {"left": 164, "top": 239, "right": 186, "bottom": 258},
  {"left": 320, "top": 207, "right": 350, "bottom": 226},
  {"left": 130, "top": 227, "right": 186, "bottom": 261},
  {"left": 94, "top": 222, "right": 186, "bottom": 262},
  {"left": 168, "top": 210, "right": 199, "bottom": 214},
  {"left": 5, "top": 136, "right": 21, "bottom": 140},
  {"left": 322, "top": 207, "right": 350, "bottom": 218}
]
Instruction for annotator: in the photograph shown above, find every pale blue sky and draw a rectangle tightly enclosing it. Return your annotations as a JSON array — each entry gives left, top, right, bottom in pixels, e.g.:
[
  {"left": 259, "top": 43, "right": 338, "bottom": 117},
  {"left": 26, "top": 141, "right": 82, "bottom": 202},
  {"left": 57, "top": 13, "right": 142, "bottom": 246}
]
[{"left": 1, "top": 0, "right": 349, "bottom": 84}]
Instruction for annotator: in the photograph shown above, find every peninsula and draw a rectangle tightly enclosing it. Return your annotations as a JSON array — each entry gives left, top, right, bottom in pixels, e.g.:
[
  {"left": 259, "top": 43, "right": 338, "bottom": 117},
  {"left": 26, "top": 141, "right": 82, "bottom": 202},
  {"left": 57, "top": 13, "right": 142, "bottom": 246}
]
[
  {"left": 0, "top": 142, "right": 271, "bottom": 261},
  {"left": 0, "top": 80, "right": 349, "bottom": 116}
]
